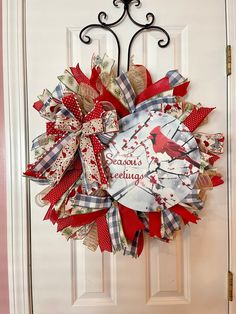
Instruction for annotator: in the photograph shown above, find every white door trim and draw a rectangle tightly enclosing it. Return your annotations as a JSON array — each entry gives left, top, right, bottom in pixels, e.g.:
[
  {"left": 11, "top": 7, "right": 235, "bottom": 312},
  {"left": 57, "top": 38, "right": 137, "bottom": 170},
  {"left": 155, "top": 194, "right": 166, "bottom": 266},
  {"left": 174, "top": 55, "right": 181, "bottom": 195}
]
[
  {"left": 226, "top": 0, "right": 236, "bottom": 311},
  {"left": 2, "top": 0, "right": 235, "bottom": 313},
  {"left": 3, "top": 0, "right": 31, "bottom": 313}
]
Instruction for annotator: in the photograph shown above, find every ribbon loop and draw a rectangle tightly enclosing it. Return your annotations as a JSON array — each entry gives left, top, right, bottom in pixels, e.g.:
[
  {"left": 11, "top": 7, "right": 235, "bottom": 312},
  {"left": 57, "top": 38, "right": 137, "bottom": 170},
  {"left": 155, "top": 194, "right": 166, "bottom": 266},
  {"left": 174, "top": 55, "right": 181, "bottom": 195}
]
[{"left": 72, "top": 194, "right": 112, "bottom": 209}]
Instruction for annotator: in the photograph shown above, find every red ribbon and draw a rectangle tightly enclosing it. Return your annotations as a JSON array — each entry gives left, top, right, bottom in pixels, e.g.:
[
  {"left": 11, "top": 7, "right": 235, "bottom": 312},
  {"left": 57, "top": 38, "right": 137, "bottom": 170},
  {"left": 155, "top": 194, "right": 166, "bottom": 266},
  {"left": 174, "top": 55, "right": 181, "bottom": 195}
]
[
  {"left": 57, "top": 209, "right": 108, "bottom": 232},
  {"left": 33, "top": 100, "right": 44, "bottom": 111},
  {"left": 118, "top": 204, "right": 144, "bottom": 241},
  {"left": 96, "top": 86, "right": 130, "bottom": 118},
  {"left": 90, "top": 67, "right": 102, "bottom": 92},
  {"left": 183, "top": 107, "right": 215, "bottom": 132},
  {"left": 43, "top": 205, "right": 59, "bottom": 224},
  {"left": 70, "top": 64, "right": 91, "bottom": 86},
  {"left": 173, "top": 81, "right": 190, "bottom": 97},
  {"left": 46, "top": 122, "right": 65, "bottom": 136},
  {"left": 170, "top": 204, "right": 200, "bottom": 224},
  {"left": 42, "top": 158, "right": 82, "bottom": 205},
  {"left": 149, "top": 212, "right": 162, "bottom": 238},
  {"left": 211, "top": 176, "right": 224, "bottom": 187},
  {"left": 96, "top": 215, "right": 112, "bottom": 252},
  {"left": 208, "top": 152, "right": 220, "bottom": 165},
  {"left": 135, "top": 77, "right": 171, "bottom": 105}
]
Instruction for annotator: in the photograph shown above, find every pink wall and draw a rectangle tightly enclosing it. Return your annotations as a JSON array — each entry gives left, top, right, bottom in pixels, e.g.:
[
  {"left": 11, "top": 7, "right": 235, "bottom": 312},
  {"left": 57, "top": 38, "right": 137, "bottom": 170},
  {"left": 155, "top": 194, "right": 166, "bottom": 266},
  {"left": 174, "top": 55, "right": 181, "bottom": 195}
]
[{"left": 0, "top": 1, "right": 9, "bottom": 313}]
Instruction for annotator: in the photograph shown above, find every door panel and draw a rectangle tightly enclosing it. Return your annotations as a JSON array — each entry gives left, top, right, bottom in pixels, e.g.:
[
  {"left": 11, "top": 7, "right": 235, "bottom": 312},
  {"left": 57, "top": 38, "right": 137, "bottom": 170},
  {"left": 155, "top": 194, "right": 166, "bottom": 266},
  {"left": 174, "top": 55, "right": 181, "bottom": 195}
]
[{"left": 26, "top": 1, "right": 228, "bottom": 313}]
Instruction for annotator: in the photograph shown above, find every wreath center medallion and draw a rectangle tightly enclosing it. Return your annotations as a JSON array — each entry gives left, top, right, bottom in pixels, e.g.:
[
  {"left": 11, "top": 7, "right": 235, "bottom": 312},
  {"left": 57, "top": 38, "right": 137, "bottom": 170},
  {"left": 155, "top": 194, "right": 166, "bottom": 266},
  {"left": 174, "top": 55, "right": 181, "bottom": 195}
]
[{"left": 105, "top": 110, "right": 201, "bottom": 212}]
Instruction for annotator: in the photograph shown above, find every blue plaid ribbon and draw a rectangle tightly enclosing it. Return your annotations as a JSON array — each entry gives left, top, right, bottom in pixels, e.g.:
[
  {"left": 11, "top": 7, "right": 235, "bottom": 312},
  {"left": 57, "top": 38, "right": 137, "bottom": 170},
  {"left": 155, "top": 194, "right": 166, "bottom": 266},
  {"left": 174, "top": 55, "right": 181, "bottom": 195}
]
[
  {"left": 162, "top": 209, "right": 180, "bottom": 238},
  {"left": 124, "top": 230, "right": 142, "bottom": 258},
  {"left": 116, "top": 71, "right": 136, "bottom": 113},
  {"left": 98, "top": 133, "right": 115, "bottom": 145},
  {"left": 135, "top": 96, "right": 176, "bottom": 113},
  {"left": 53, "top": 82, "right": 64, "bottom": 100},
  {"left": 166, "top": 70, "right": 186, "bottom": 87},
  {"left": 39, "top": 82, "right": 65, "bottom": 115},
  {"left": 31, "top": 133, "right": 48, "bottom": 150},
  {"left": 107, "top": 204, "right": 124, "bottom": 252},
  {"left": 33, "top": 133, "right": 73, "bottom": 173},
  {"left": 182, "top": 190, "right": 204, "bottom": 210},
  {"left": 72, "top": 194, "right": 112, "bottom": 209},
  {"left": 56, "top": 106, "right": 74, "bottom": 118},
  {"left": 138, "top": 212, "right": 149, "bottom": 232}
]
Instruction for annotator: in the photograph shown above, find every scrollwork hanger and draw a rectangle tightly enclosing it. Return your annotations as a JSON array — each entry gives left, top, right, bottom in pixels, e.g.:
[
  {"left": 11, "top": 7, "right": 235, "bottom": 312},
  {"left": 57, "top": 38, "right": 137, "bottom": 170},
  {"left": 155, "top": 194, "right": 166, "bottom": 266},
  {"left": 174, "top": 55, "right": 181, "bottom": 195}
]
[{"left": 79, "top": 0, "right": 170, "bottom": 74}]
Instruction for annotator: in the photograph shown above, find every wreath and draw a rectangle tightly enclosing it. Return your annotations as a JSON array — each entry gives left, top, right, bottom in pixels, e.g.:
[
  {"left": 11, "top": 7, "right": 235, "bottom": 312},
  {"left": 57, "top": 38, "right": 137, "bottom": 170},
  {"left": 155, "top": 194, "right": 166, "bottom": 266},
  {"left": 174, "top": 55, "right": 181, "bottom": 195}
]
[{"left": 24, "top": 54, "right": 224, "bottom": 257}]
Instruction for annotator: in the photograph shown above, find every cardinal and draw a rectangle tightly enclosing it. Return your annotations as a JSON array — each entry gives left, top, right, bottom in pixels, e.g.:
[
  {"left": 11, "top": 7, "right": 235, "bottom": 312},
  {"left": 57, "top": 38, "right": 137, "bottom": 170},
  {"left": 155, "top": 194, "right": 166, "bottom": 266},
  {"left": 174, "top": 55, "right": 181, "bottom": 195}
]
[{"left": 148, "top": 126, "right": 200, "bottom": 168}]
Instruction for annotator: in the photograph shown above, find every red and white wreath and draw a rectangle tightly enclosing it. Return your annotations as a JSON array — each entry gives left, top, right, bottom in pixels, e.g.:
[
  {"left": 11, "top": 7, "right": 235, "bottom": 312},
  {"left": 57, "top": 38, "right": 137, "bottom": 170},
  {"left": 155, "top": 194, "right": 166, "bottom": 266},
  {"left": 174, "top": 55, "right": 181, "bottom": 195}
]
[{"left": 24, "top": 54, "right": 224, "bottom": 257}]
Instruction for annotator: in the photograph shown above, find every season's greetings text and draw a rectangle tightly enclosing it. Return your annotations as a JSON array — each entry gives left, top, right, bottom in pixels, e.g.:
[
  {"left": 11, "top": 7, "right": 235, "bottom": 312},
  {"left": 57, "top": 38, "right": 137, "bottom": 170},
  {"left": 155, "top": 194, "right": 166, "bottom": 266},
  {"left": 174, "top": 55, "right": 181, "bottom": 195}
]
[{"left": 105, "top": 153, "right": 144, "bottom": 183}]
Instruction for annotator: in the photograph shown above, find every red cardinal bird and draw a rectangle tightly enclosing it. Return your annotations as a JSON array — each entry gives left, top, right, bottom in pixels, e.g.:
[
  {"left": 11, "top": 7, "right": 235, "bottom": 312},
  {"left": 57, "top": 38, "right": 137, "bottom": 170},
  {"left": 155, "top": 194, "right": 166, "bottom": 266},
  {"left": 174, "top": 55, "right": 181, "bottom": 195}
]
[{"left": 148, "top": 126, "right": 200, "bottom": 168}]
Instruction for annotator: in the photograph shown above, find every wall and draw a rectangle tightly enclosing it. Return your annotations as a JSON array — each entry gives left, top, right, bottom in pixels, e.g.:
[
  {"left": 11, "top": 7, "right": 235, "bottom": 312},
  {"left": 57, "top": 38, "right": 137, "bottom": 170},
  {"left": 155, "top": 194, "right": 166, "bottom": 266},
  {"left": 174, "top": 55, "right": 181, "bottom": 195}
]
[{"left": 0, "top": 0, "right": 9, "bottom": 313}]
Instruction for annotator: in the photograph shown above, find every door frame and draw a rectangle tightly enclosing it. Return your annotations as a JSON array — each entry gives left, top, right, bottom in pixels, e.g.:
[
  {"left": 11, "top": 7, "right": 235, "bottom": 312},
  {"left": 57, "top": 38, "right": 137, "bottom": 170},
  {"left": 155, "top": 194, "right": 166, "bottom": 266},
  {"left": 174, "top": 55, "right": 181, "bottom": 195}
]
[
  {"left": 3, "top": 0, "right": 32, "bottom": 313},
  {"left": 226, "top": 0, "right": 236, "bottom": 313},
  {"left": 2, "top": 0, "right": 236, "bottom": 313}
]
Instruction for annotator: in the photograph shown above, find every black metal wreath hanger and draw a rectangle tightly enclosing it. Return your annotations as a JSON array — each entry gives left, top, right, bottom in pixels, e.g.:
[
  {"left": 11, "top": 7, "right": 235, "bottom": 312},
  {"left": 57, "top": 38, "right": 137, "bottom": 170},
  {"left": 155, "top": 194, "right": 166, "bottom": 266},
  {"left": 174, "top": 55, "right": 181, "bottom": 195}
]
[{"left": 79, "top": 0, "right": 170, "bottom": 74}]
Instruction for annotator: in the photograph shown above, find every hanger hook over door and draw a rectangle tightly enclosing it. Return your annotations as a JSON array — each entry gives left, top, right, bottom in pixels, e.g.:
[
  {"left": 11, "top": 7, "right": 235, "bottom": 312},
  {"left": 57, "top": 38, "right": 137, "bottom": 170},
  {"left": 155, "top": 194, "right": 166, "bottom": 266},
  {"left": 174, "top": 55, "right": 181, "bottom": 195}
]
[{"left": 79, "top": 0, "right": 170, "bottom": 74}]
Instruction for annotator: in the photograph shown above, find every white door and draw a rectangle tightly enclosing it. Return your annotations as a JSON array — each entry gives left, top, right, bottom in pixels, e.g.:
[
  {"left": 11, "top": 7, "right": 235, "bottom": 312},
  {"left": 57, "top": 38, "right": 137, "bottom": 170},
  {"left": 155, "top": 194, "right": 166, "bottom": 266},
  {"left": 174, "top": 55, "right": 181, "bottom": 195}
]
[{"left": 26, "top": 0, "right": 228, "bottom": 313}]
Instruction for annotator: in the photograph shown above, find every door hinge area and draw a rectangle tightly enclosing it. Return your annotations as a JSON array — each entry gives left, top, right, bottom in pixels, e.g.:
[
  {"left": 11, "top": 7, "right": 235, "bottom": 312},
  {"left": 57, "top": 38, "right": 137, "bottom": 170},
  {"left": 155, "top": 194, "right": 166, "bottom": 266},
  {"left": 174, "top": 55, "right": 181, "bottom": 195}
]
[
  {"left": 228, "top": 271, "right": 233, "bottom": 301},
  {"left": 227, "top": 45, "right": 232, "bottom": 76}
]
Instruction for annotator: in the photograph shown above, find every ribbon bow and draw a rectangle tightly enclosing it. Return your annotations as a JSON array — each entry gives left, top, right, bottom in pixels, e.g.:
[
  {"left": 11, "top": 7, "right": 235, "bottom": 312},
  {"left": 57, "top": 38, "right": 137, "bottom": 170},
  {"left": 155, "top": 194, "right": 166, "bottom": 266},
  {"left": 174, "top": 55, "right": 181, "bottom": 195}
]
[
  {"left": 25, "top": 93, "right": 118, "bottom": 190},
  {"left": 59, "top": 94, "right": 114, "bottom": 188}
]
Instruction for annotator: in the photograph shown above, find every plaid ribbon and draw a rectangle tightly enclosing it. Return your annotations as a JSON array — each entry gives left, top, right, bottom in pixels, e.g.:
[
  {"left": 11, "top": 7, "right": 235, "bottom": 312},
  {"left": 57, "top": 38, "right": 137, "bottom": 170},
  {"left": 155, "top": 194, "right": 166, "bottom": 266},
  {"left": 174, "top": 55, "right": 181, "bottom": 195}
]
[
  {"left": 33, "top": 134, "right": 73, "bottom": 173},
  {"left": 136, "top": 96, "right": 176, "bottom": 113},
  {"left": 31, "top": 133, "right": 48, "bottom": 150},
  {"left": 162, "top": 208, "right": 180, "bottom": 238},
  {"left": 106, "top": 204, "right": 126, "bottom": 252},
  {"left": 30, "top": 177, "right": 49, "bottom": 185},
  {"left": 98, "top": 133, "right": 115, "bottom": 145},
  {"left": 53, "top": 82, "right": 64, "bottom": 100},
  {"left": 72, "top": 194, "right": 112, "bottom": 209},
  {"left": 138, "top": 212, "right": 149, "bottom": 232},
  {"left": 39, "top": 82, "right": 65, "bottom": 110},
  {"left": 166, "top": 70, "right": 186, "bottom": 87},
  {"left": 123, "top": 230, "right": 140, "bottom": 258},
  {"left": 116, "top": 71, "right": 136, "bottom": 113},
  {"left": 38, "top": 89, "right": 52, "bottom": 108},
  {"left": 79, "top": 166, "right": 99, "bottom": 193},
  {"left": 57, "top": 107, "right": 74, "bottom": 118},
  {"left": 182, "top": 190, "right": 204, "bottom": 210}
]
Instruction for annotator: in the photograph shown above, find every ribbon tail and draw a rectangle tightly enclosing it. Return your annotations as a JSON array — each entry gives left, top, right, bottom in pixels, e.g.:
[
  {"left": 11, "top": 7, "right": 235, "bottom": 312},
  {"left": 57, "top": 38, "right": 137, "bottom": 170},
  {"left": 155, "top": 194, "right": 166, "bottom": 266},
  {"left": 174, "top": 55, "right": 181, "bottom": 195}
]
[
  {"left": 173, "top": 81, "right": 190, "bottom": 97},
  {"left": 96, "top": 87, "right": 130, "bottom": 118},
  {"left": 149, "top": 212, "right": 162, "bottom": 238},
  {"left": 137, "top": 231, "right": 144, "bottom": 257},
  {"left": 118, "top": 204, "right": 144, "bottom": 241},
  {"left": 58, "top": 70, "right": 80, "bottom": 94},
  {"left": 183, "top": 107, "right": 215, "bottom": 132},
  {"left": 96, "top": 215, "right": 112, "bottom": 253},
  {"left": 70, "top": 64, "right": 91, "bottom": 86},
  {"left": 136, "top": 77, "right": 171, "bottom": 104},
  {"left": 57, "top": 209, "right": 108, "bottom": 232},
  {"left": 211, "top": 175, "right": 224, "bottom": 186},
  {"left": 80, "top": 136, "right": 103, "bottom": 187},
  {"left": 170, "top": 204, "right": 200, "bottom": 224},
  {"left": 42, "top": 158, "right": 82, "bottom": 205},
  {"left": 43, "top": 205, "right": 59, "bottom": 225},
  {"left": 107, "top": 204, "right": 126, "bottom": 253}
]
